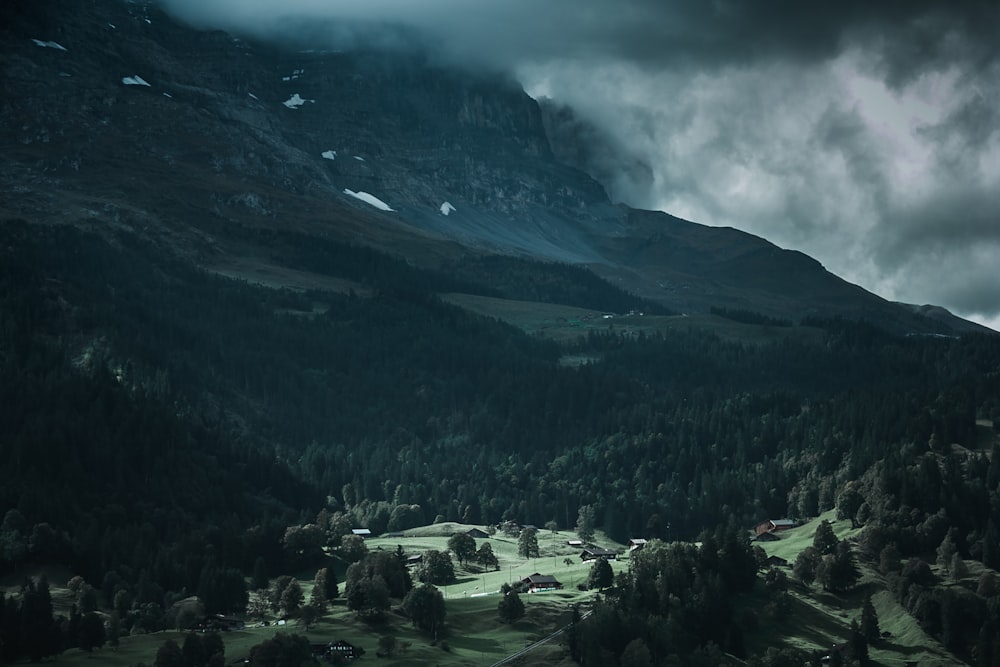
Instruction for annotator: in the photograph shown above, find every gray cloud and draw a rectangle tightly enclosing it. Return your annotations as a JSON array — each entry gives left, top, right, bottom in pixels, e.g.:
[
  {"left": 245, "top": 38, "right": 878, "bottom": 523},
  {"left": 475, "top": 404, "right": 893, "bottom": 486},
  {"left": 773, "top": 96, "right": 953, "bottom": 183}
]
[{"left": 158, "top": 0, "right": 1000, "bottom": 329}]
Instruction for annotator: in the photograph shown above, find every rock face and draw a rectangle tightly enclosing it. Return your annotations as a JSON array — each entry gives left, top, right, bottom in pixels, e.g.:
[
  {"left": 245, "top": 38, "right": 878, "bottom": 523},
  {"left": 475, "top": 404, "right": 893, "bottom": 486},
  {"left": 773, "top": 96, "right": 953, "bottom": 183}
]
[{"left": 0, "top": 0, "right": 986, "bottom": 334}]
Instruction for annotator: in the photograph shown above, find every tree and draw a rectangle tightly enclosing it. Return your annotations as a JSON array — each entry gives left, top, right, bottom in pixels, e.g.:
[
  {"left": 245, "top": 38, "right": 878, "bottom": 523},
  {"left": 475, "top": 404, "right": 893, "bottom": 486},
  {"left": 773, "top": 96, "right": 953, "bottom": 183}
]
[
  {"left": 420, "top": 550, "right": 456, "bottom": 585},
  {"left": 936, "top": 531, "right": 958, "bottom": 571},
  {"left": 247, "top": 589, "right": 269, "bottom": 622},
  {"left": 340, "top": 534, "right": 368, "bottom": 563},
  {"left": 813, "top": 520, "right": 839, "bottom": 555},
  {"left": 402, "top": 584, "right": 446, "bottom": 637},
  {"left": 576, "top": 505, "right": 597, "bottom": 543},
  {"left": 297, "top": 603, "right": 321, "bottom": 630},
  {"left": 817, "top": 542, "right": 860, "bottom": 593},
  {"left": 476, "top": 542, "right": 499, "bottom": 570},
  {"left": 279, "top": 578, "right": 304, "bottom": 618},
  {"left": 282, "top": 524, "right": 324, "bottom": 565},
  {"left": 518, "top": 527, "right": 540, "bottom": 559},
  {"left": 345, "top": 564, "right": 391, "bottom": 620},
  {"left": 836, "top": 485, "right": 864, "bottom": 528},
  {"left": 587, "top": 557, "right": 614, "bottom": 590},
  {"left": 311, "top": 568, "right": 330, "bottom": 609},
  {"left": 793, "top": 547, "right": 820, "bottom": 587},
  {"left": 620, "top": 638, "right": 652, "bottom": 667},
  {"left": 378, "top": 635, "right": 398, "bottom": 657},
  {"left": 447, "top": 533, "right": 477, "bottom": 566},
  {"left": 78, "top": 611, "right": 105, "bottom": 652},
  {"left": 155, "top": 638, "right": 185, "bottom": 667},
  {"left": 949, "top": 553, "right": 968, "bottom": 582},
  {"left": 202, "top": 632, "right": 225, "bottom": 664},
  {"left": 860, "top": 593, "right": 880, "bottom": 643},
  {"left": 497, "top": 586, "right": 525, "bottom": 623},
  {"left": 545, "top": 520, "right": 559, "bottom": 533},
  {"left": 182, "top": 632, "right": 207, "bottom": 667},
  {"left": 247, "top": 632, "right": 314, "bottom": 667}
]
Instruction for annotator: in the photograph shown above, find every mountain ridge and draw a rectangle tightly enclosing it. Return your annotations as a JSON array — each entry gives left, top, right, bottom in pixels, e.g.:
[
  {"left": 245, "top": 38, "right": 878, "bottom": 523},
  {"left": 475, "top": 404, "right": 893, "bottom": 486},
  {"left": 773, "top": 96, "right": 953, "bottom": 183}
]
[{"left": 0, "top": 0, "right": 989, "bottom": 335}]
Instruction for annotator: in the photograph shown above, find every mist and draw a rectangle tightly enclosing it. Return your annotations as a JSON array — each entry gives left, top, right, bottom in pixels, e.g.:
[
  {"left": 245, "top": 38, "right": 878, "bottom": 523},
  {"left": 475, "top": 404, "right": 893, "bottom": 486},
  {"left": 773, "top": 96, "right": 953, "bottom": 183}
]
[{"left": 159, "top": 0, "right": 1000, "bottom": 330}]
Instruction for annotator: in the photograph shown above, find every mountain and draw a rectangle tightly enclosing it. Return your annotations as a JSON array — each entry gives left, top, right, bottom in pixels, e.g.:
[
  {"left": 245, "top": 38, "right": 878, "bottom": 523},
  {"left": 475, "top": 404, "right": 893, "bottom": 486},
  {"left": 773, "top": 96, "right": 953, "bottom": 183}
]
[{"left": 1, "top": 0, "right": 988, "bottom": 336}]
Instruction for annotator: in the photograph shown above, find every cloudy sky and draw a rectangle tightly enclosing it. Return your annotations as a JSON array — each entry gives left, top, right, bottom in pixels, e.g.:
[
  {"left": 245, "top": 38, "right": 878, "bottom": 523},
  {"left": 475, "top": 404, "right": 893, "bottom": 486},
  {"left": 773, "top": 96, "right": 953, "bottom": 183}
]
[{"left": 161, "top": 0, "right": 1000, "bottom": 330}]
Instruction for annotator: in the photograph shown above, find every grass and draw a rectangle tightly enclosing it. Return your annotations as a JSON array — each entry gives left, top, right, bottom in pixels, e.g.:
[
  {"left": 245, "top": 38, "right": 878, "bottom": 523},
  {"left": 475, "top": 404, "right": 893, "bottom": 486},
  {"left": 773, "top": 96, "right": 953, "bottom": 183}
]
[
  {"left": 750, "top": 511, "right": 966, "bottom": 666},
  {"left": 32, "top": 526, "right": 620, "bottom": 667},
  {"left": 441, "top": 292, "right": 825, "bottom": 347},
  {"left": 17, "top": 518, "right": 970, "bottom": 666}
]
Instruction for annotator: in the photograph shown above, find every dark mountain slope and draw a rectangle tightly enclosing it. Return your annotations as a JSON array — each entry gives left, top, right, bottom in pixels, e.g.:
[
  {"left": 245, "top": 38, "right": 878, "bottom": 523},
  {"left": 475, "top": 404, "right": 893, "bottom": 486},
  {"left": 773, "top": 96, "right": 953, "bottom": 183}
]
[{"left": 0, "top": 0, "right": 988, "bottom": 335}]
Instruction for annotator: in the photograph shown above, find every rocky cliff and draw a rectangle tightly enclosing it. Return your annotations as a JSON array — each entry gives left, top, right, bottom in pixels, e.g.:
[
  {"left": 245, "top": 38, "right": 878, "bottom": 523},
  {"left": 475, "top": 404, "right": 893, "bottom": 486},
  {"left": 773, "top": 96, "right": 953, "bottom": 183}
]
[{"left": 0, "top": 0, "right": 987, "bottom": 334}]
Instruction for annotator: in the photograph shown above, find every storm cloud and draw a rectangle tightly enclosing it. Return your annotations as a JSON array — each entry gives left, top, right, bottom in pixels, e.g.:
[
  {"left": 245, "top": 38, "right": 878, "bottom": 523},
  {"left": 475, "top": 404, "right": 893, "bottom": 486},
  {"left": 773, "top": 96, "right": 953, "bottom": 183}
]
[{"left": 159, "top": 0, "right": 1000, "bottom": 329}]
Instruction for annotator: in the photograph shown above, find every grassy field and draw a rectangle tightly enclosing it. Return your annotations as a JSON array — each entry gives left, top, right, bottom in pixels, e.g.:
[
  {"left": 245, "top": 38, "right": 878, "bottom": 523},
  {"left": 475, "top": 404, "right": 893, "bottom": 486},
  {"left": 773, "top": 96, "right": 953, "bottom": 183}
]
[
  {"left": 750, "top": 511, "right": 964, "bottom": 666},
  {"left": 441, "top": 292, "right": 824, "bottom": 347},
  {"left": 29, "top": 525, "right": 624, "bottom": 667},
  {"left": 12, "top": 518, "right": 970, "bottom": 666}
]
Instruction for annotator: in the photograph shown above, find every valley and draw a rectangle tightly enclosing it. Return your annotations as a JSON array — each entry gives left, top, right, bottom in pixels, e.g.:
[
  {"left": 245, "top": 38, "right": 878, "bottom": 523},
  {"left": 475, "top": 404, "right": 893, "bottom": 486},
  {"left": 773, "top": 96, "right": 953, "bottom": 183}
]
[{"left": 2, "top": 1, "right": 1000, "bottom": 665}]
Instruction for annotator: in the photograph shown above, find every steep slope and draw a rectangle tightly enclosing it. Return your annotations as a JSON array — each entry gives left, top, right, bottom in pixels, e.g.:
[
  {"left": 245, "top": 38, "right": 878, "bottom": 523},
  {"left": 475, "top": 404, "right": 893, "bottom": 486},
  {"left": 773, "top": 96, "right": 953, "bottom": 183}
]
[{"left": 0, "top": 0, "right": 989, "bottom": 335}]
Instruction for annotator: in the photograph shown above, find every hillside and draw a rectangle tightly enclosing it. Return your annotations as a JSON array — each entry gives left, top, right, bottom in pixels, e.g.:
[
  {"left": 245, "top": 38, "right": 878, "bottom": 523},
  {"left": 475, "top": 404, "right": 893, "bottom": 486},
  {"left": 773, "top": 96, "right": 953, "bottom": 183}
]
[{"left": 2, "top": 1, "right": 1000, "bottom": 665}]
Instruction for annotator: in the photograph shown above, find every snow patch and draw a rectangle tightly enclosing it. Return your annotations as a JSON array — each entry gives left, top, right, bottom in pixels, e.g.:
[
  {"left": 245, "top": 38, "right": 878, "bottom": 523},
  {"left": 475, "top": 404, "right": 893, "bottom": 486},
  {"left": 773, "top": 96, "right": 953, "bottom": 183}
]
[
  {"left": 108, "top": 23, "right": 116, "bottom": 29},
  {"left": 32, "top": 39, "right": 67, "bottom": 51},
  {"left": 343, "top": 189, "right": 393, "bottom": 212},
  {"left": 282, "top": 93, "right": 313, "bottom": 109},
  {"left": 144, "top": 18, "right": 152, "bottom": 24},
  {"left": 248, "top": 92, "right": 258, "bottom": 100},
  {"left": 321, "top": 150, "right": 337, "bottom": 161},
  {"left": 440, "top": 202, "right": 456, "bottom": 216},
  {"left": 353, "top": 155, "right": 365, "bottom": 161},
  {"left": 162, "top": 92, "right": 172, "bottom": 98},
  {"left": 122, "top": 75, "right": 151, "bottom": 87}
]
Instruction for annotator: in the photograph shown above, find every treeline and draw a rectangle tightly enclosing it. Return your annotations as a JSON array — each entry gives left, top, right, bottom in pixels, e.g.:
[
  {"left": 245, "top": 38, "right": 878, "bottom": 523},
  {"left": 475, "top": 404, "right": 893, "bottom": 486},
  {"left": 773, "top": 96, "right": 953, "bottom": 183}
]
[{"left": 2, "top": 220, "right": 1000, "bottom": 663}]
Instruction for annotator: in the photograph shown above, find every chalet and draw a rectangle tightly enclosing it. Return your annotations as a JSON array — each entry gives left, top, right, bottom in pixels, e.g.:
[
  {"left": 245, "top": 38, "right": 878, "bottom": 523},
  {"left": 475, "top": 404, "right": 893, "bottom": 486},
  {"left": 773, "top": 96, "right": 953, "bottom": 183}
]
[
  {"left": 753, "top": 519, "right": 795, "bottom": 537},
  {"left": 311, "top": 640, "right": 363, "bottom": 660},
  {"left": 406, "top": 554, "right": 423, "bottom": 567},
  {"left": 521, "top": 573, "right": 563, "bottom": 593},
  {"left": 465, "top": 527, "right": 489, "bottom": 539},
  {"left": 351, "top": 528, "right": 372, "bottom": 539},
  {"left": 190, "top": 614, "right": 244, "bottom": 632},
  {"left": 754, "top": 531, "right": 780, "bottom": 543},
  {"left": 766, "top": 555, "right": 789, "bottom": 568},
  {"left": 580, "top": 547, "right": 618, "bottom": 561},
  {"left": 628, "top": 538, "right": 647, "bottom": 552}
]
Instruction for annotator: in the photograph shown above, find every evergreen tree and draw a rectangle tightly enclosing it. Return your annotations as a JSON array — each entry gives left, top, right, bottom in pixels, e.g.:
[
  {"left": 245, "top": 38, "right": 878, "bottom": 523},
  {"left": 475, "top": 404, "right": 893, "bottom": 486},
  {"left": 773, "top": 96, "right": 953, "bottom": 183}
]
[
  {"left": 860, "top": 593, "right": 880, "bottom": 642},
  {"left": 311, "top": 568, "right": 330, "bottom": 609},
  {"left": 518, "top": 527, "right": 540, "bottom": 559},
  {"left": 497, "top": 587, "right": 525, "bottom": 624},
  {"left": 576, "top": 505, "right": 597, "bottom": 543},
  {"left": 813, "top": 521, "right": 839, "bottom": 555}
]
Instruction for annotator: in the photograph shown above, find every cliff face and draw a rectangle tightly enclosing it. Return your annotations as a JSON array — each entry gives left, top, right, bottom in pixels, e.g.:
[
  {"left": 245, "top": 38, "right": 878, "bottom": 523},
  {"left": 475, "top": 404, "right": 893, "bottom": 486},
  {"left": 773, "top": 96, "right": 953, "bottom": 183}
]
[{"left": 0, "top": 0, "right": 986, "bottom": 333}]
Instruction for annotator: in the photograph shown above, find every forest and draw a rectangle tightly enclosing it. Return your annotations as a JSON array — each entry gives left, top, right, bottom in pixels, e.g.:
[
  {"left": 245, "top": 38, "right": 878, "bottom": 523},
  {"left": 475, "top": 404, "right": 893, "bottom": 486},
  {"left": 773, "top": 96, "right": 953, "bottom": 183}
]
[{"left": 1, "top": 220, "right": 1000, "bottom": 664}]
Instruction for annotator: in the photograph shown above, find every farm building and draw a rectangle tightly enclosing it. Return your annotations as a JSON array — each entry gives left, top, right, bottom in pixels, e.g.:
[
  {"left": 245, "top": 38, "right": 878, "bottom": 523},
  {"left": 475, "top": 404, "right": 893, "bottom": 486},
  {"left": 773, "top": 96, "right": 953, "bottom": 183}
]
[{"left": 521, "top": 573, "right": 563, "bottom": 593}]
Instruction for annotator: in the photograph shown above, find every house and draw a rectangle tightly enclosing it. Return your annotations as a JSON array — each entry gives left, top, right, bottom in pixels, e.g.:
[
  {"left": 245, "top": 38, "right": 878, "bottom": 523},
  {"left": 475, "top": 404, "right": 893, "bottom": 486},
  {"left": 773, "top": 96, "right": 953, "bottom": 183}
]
[
  {"left": 580, "top": 547, "right": 618, "bottom": 561},
  {"left": 754, "top": 531, "right": 780, "bottom": 542},
  {"left": 766, "top": 555, "right": 789, "bottom": 568},
  {"left": 406, "top": 554, "right": 423, "bottom": 567},
  {"left": 521, "top": 573, "right": 563, "bottom": 593},
  {"left": 628, "top": 538, "right": 647, "bottom": 552},
  {"left": 753, "top": 519, "right": 795, "bottom": 537},
  {"left": 465, "top": 527, "right": 489, "bottom": 539},
  {"left": 190, "top": 614, "right": 244, "bottom": 632},
  {"left": 351, "top": 528, "right": 372, "bottom": 539},
  {"left": 311, "top": 640, "right": 363, "bottom": 660}
]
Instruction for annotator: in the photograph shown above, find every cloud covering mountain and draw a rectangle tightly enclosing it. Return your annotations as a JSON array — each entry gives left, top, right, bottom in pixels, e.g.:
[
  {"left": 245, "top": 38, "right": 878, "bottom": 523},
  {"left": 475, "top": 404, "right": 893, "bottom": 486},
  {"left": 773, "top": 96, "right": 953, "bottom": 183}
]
[{"left": 159, "top": 0, "right": 1000, "bottom": 329}]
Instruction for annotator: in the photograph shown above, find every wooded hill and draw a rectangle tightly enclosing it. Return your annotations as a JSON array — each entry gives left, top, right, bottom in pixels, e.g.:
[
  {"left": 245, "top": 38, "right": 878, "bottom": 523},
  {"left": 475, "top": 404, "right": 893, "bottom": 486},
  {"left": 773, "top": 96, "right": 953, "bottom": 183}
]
[{"left": 1, "top": 220, "right": 999, "bottom": 664}]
